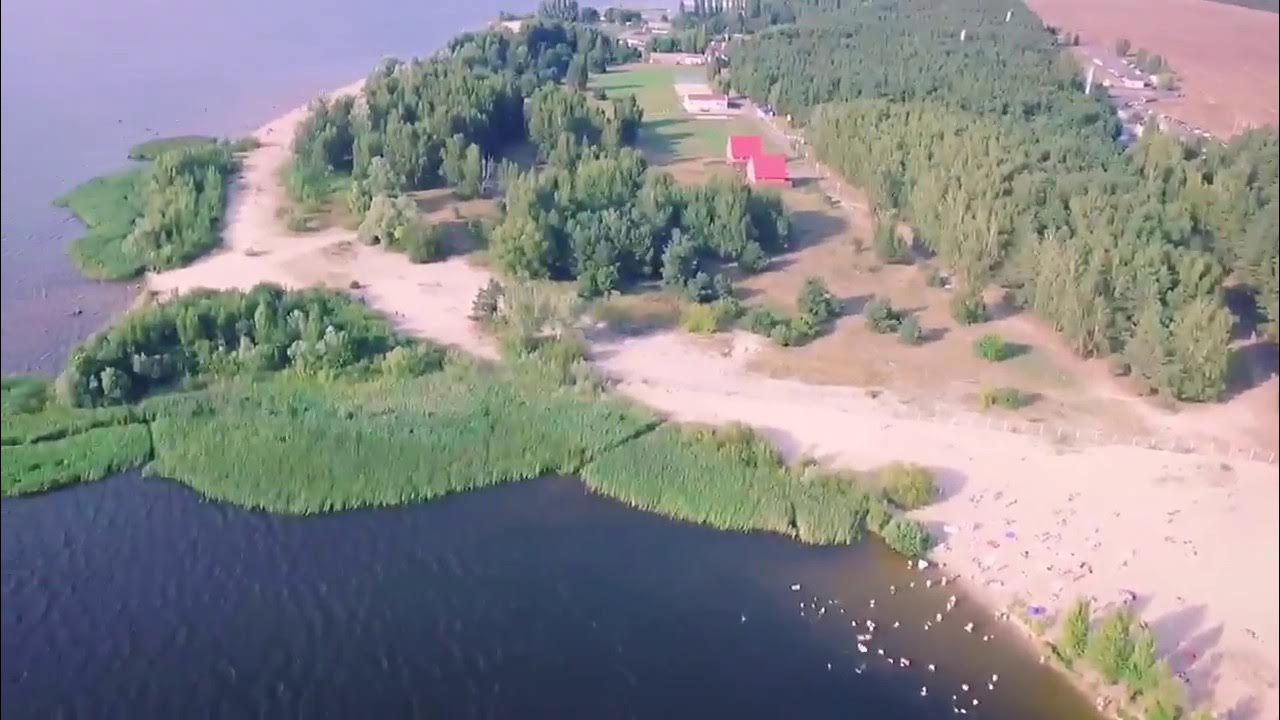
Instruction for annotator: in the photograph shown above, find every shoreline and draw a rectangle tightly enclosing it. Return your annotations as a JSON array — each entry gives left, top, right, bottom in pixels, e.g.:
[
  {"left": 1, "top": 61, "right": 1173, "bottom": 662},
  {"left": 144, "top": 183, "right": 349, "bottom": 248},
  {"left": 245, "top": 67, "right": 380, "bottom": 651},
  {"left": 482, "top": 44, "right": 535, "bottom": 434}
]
[{"left": 139, "top": 77, "right": 1280, "bottom": 719}]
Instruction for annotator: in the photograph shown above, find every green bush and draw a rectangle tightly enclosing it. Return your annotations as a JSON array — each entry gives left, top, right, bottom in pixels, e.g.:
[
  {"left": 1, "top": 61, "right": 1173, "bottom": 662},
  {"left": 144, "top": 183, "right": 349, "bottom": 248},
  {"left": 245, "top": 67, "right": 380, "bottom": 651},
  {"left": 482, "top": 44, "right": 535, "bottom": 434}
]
[
  {"left": 897, "top": 314, "right": 924, "bottom": 345},
  {"left": 1087, "top": 609, "right": 1134, "bottom": 684},
  {"left": 746, "top": 307, "right": 786, "bottom": 335},
  {"left": 681, "top": 303, "right": 720, "bottom": 335},
  {"left": 864, "top": 297, "right": 903, "bottom": 334},
  {"left": 797, "top": 277, "right": 840, "bottom": 326},
  {"left": 978, "top": 386, "right": 1030, "bottom": 410},
  {"left": 923, "top": 267, "right": 947, "bottom": 288},
  {"left": 974, "top": 333, "right": 1009, "bottom": 361},
  {"left": 880, "top": 516, "right": 933, "bottom": 557},
  {"left": 711, "top": 296, "right": 744, "bottom": 327},
  {"left": 950, "top": 291, "right": 987, "bottom": 325},
  {"left": 880, "top": 462, "right": 937, "bottom": 509}
]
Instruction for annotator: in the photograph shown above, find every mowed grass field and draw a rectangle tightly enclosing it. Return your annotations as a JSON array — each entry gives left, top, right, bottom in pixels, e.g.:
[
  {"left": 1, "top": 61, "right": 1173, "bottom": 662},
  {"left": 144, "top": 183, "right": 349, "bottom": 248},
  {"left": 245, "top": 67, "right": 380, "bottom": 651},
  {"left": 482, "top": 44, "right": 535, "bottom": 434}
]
[{"left": 590, "top": 64, "right": 779, "bottom": 179}]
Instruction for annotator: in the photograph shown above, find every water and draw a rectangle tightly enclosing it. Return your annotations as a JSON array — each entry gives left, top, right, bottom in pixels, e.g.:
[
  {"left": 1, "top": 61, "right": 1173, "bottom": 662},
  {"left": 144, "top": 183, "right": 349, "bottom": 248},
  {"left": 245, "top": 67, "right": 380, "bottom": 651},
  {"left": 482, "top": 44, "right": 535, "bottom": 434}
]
[
  {"left": 0, "top": 0, "right": 539, "bottom": 374},
  {"left": 2, "top": 474, "right": 1097, "bottom": 719}
]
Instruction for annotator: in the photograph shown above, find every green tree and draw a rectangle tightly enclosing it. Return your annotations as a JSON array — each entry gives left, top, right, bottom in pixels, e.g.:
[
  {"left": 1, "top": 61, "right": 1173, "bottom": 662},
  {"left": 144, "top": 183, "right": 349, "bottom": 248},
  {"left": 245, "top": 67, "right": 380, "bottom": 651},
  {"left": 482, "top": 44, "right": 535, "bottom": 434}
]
[
  {"left": 1125, "top": 298, "right": 1170, "bottom": 394},
  {"left": 458, "top": 144, "right": 484, "bottom": 199},
  {"left": 796, "top": 277, "right": 839, "bottom": 325},
  {"left": 1060, "top": 597, "right": 1092, "bottom": 660},
  {"left": 1165, "top": 297, "right": 1232, "bottom": 401},
  {"left": 1115, "top": 37, "right": 1131, "bottom": 56},
  {"left": 880, "top": 463, "right": 936, "bottom": 509},
  {"left": 1126, "top": 624, "right": 1159, "bottom": 695},
  {"left": 1087, "top": 609, "right": 1134, "bottom": 684}
]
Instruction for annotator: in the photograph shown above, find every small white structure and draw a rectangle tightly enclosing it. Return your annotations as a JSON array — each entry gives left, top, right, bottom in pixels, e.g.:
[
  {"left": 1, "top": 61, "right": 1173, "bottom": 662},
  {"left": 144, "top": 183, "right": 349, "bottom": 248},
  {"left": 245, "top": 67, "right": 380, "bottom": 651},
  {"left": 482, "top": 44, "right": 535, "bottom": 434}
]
[
  {"left": 682, "top": 93, "right": 730, "bottom": 115},
  {"left": 648, "top": 52, "right": 706, "bottom": 66}
]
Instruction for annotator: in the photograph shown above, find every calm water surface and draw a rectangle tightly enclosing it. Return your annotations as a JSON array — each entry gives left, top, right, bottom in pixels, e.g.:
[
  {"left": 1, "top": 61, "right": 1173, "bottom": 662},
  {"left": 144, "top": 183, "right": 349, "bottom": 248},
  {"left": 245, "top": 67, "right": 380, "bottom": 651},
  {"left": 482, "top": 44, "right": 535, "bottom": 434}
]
[{"left": 3, "top": 475, "right": 1097, "bottom": 719}]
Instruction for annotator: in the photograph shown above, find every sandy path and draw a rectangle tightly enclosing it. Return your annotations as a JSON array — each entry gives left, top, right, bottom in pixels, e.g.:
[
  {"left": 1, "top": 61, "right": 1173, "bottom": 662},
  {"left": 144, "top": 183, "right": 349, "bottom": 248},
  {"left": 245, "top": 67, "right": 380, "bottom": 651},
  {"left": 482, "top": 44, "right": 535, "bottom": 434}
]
[{"left": 148, "top": 85, "right": 1279, "bottom": 718}]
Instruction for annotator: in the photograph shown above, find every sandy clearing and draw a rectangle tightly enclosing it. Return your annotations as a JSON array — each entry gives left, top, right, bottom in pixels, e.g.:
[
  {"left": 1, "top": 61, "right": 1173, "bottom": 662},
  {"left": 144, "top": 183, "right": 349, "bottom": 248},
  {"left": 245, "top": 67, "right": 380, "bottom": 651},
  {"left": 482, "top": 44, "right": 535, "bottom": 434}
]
[
  {"left": 147, "top": 80, "right": 498, "bottom": 360},
  {"left": 147, "top": 81, "right": 1279, "bottom": 718}
]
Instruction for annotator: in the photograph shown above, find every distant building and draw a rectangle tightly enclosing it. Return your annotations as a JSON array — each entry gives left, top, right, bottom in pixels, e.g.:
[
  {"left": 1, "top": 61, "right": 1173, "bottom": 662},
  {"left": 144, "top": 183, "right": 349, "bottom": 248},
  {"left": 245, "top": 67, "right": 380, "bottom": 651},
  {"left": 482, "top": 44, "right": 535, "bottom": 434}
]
[
  {"left": 496, "top": 19, "right": 525, "bottom": 34},
  {"left": 648, "top": 52, "right": 706, "bottom": 66},
  {"left": 726, "top": 135, "right": 763, "bottom": 164},
  {"left": 682, "top": 93, "right": 730, "bottom": 115},
  {"left": 746, "top": 153, "right": 790, "bottom": 186}
]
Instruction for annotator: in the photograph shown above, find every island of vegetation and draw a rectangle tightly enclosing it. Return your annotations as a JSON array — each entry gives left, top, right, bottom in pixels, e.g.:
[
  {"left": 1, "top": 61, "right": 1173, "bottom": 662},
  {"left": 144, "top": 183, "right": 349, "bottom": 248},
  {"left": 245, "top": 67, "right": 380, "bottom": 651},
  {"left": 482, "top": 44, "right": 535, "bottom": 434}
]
[{"left": 56, "top": 136, "right": 255, "bottom": 280}]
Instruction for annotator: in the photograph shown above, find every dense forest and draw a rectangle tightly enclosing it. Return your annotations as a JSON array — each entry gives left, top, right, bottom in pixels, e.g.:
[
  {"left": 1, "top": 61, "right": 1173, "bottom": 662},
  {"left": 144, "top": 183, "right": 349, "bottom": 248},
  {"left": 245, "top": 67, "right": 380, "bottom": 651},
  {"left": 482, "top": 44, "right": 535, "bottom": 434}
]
[
  {"left": 727, "top": 0, "right": 1278, "bottom": 401},
  {"left": 490, "top": 148, "right": 789, "bottom": 299},
  {"left": 289, "top": 20, "right": 637, "bottom": 204}
]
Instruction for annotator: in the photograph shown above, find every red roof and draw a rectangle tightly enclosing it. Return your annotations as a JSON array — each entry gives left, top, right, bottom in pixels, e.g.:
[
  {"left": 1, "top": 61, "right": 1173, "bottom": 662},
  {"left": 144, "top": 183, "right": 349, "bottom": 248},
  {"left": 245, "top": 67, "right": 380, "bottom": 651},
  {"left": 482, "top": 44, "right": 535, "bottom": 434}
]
[
  {"left": 748, "top": 153, "right": 789, "bottom": 180},
  {"left": 727, "top": 135, "right": 763, "bottom": 160}
]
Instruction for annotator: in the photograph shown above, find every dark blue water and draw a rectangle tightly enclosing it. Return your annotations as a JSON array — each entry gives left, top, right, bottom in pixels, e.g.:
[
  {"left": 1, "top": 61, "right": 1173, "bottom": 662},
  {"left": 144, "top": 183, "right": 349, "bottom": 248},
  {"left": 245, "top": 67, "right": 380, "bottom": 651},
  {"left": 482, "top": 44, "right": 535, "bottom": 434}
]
[{"left": 2, "top": 474, "right": 1097, "bottom": 719}]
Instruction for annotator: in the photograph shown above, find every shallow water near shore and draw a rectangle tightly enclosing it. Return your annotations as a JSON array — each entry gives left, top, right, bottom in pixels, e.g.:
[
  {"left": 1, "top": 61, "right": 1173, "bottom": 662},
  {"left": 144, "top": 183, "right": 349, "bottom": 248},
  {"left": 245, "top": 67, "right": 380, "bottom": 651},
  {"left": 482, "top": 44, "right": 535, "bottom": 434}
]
[{"left": 2, "top": 474, "right": 1098, "bottom": 719}]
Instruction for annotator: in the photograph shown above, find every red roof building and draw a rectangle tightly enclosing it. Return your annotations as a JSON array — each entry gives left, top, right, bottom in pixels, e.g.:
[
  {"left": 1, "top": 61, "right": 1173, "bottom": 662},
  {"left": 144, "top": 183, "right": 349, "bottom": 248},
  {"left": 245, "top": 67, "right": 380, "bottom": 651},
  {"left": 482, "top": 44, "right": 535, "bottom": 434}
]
[
  {"left": 746, "top": 153, "right": 790, "bottom": 186},
  {"left": 725, "top": 135, "right": 763, "bottom": 164}
]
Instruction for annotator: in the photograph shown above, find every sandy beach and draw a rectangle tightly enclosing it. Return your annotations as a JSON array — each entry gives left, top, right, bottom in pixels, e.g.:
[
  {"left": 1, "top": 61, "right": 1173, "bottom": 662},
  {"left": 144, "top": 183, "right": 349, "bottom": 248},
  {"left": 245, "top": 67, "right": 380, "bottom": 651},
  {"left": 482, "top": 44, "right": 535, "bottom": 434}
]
[{"left": 147, "top": 85, "right": 1280, "bottom": 719}]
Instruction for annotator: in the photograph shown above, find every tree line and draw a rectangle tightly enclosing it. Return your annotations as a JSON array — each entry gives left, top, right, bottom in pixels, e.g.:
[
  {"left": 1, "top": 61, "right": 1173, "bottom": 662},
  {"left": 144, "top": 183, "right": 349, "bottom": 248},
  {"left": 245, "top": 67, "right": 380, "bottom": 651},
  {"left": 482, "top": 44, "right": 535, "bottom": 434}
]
[
  {"left": 727, "top": 0, "right": 1278, "bottom": 401},
  {"left": 289, "top": 20, "right": 638, "bottom": 203}
]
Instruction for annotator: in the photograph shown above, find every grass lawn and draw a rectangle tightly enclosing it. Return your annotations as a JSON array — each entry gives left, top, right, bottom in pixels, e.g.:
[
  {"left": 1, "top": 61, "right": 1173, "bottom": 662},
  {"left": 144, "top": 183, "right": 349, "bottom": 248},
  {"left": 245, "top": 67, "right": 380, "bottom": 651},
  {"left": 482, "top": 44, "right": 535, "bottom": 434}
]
[
  {"left": 55, "top": 170, "right": 147, "bottom": 280},
  {"left": 590, "top": 64, "right": 783, "bottom": 176}
]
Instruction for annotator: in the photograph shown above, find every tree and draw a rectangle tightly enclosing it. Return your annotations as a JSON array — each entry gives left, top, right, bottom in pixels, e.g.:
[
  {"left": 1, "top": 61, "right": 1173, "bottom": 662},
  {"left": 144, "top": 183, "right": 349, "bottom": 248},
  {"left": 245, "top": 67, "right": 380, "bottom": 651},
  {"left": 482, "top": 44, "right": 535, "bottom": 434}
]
[
  {"left": 873, "top": 217, "right": 911, "bottom": 264},
  {"left": 1087, "top": 609, "right": 1134, "bottom": 684},
  {"left": 538, "top": 0, "right": 579, "bottom": 21},
  {"left": 796, "top": 277, "right": 839, "bottom": 325},
  {"left": 973, "top": 333, "right": 1009, "bottom": 362},
  {"left": 1124, "top": 298, "right": 1169, "bottom": 394},
  {"left": 458, "top": 144, "right": 484, "bottom": 199},
  {"left": 1115, "top": 37, "right": 1131, "bottom": 57},
  {"left": 880, "top": 516, "right": 932, "bottom": 558},
  {"left": 1060, "top": 597, "right": 1092, "bottom": 660},
  {"left": 567, "top": 56, "right": 589, "bottom": 90},
  {"left": 1165, "top": 297, "right": 1232, "bottom": 402},
  {"left": 470, "top": 278, "right": 505, "bottom": 321},
  {"left": 949, "top": 291, "right": 987, "bottom": 325},
  {"left": 1126, "top": 624, "right": 1159, "bottom": 695}
]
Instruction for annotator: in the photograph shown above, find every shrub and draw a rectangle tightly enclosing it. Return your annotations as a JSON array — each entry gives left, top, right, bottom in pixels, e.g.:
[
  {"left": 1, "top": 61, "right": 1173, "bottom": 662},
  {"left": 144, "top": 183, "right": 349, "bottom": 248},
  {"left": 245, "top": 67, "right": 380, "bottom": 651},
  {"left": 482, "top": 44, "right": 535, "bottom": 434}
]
[
  {"left": 379, "top": 344, "right": 446, "bottom": 377},
  {"left": 974, "top": 333, "right": 1009, "bottom": 361},
  {"left": 880, "top": 463, "right": 937, "bottom": 509},
  {"left": 797, "top": 277, "right": 839, "bottom": 326},
  {"left": 402, "top": 223, "right": 443, "bottom": 263},
  {"left": 711, "top": 296, "right": 743, "bottom": 327},
  {"left": 897, "top": 314, "right": 923, "bottom": 345},
  {"left": 923, "top": 267, "right": 947, "bottom": 288},
  {"left": 746, "top": 307, "right": 786, "bottom": 336},
  {"left": 978, "top": 387, "right": 1030, "bottom": 410},
  {"left": 950, "top": 291, "right": 987, "bottom": 325},
  {"left": 864, "top": 297, "right": 902, "bottom": 334},
  {"left": 681, "top": 303, "right": 719, "bottom": 335},
  {"left": 880, "top": 516, "right": 932, "bottom": 558}
]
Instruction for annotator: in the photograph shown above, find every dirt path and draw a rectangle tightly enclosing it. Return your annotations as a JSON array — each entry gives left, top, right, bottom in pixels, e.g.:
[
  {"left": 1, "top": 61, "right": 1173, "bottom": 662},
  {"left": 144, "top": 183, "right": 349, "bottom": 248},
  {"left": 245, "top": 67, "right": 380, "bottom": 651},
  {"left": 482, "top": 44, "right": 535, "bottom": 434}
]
[{"left": 148, "top": 85, "right": 1279, "bottom": 719}]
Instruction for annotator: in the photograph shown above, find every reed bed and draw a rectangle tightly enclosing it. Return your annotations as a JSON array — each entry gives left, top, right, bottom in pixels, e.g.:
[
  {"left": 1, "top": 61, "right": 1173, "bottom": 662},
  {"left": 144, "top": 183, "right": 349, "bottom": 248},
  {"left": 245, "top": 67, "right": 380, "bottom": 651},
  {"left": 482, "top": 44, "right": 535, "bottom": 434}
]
[
  {"left": 1, "top": 424, "right": 152, "bottom": 496},
  {"left": 141, "top": 371, "right": 657, "bottom": 514}
]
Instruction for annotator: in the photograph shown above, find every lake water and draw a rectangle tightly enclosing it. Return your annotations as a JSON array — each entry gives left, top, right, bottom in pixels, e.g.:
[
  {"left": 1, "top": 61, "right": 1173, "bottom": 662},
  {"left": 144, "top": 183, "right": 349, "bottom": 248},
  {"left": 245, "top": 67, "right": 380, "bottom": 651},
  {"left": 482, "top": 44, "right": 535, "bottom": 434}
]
[
  {"left": 2, "top": 474, "right": 1098, "bottom": 719},
  {"left": 2, "top": 1, "right": 1100, "bottom": 716}
]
